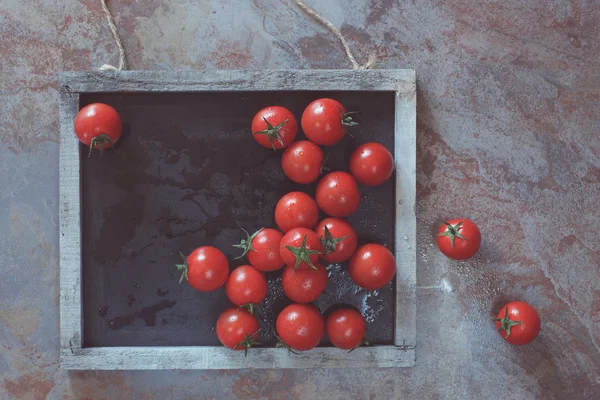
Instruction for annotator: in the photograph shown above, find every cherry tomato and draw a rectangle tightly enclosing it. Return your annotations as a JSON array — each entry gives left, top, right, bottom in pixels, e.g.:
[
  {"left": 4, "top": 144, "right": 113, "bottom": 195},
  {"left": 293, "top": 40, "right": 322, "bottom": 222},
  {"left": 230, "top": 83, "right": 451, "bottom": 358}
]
[
  {"left": 315, "top": 171, "right": 360, "bottom": 217},
  {"left": 177, "top": 246, "right": 229, "bottom": 292},
  {"left": 281, "top": 262, "right": 328, "bottom": 303},
  {"left": 74, "top": 103, "right": 122, "bottom": 157},
  {"left": 234, "top": 228, "right": 285, "bottom": 272},
  {"left": 275, "top": 192, "right": 319, "bottom": 233},
  {"left": 495, "top": 302, "right": 540, "bottom": 345},
  {"left": 437, "top": 219, "right": 481, "bottom": 260},
  {"left": 279, "top": 228, "right": 322, "bottom": 270},
  {"left": 251, "top": 106, "right": 297, "bottom": 150},
  {"left": 276, "top": 303, "right": 324, "bottom": 351},
  {"left": 281, "top": 140, "right": 324, "bottom": 184},
  {"left": 216, "top": 308, "right": 261, "bottom": 355},
  {"left": 301, "top": 98, "right": 357, "bottom": 146},
  {"left": 314, "top": 218, "right": 358, "bottom": 263},
  {"left": 326, "top": 308, "right": 366, "bottom": 350},
  {"left": 348, "top": 244, "right": 396, "bottom": 290},
  {"left": 349, "top": 142, "right": 394, "bottom": 186},
  {"left": 225, "top": 265, "right": 268, "bottom": 313}
]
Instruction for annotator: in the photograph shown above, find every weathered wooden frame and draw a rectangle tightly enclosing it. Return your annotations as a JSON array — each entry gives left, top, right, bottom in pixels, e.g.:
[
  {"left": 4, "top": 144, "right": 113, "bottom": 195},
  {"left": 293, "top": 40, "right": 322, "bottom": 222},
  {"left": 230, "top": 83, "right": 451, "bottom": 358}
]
[{"left": 59, "top": 69, "right": 416, "bottom": 370}]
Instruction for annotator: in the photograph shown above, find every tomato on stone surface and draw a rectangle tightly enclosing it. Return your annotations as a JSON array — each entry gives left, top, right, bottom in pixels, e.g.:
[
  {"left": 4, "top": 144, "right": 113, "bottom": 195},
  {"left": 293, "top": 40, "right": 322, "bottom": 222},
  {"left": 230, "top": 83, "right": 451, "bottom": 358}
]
[
  {"left": 494, "top": 301, "right": 540, "bottom": 345},
  {"left": 225, "top": 265, "right": 268, "bottom": 314},
  {"left": 177, "top": 246, "right": 229, "bottom": 292},
  {"left": 301, "top": 98, "right": 357, "bottom": 146},
  {"left": 348, "top": 244, "right": 396, "bottom": 290},
  {"left": 276, "top": 303, "right": 324, "bottom": 351},
  {"left": 326, "top": 308, "right": 367, "bottom": 350},
  {"left": 234, "top": 228, "right": 285, "bottom": 272},
  {"left": 314, "top": 218, "right": 358, "bottom": 263},
  {"left": 74, "top": 103, "right": 122, "bottom": 157},
  {"left": 281, "top": 262, "right": 328, "bottom": 303},
  {"left": 279, "top": 228, "right": 322, "bottom": 270},
  {"left": 274, "top": 191, "right": 319, "bottom": 233},
  {"left": 251, "top": 106, "right": 297, "bottom": 150},
  {"left": 436, "top": 219, "right": 481, "bottom": 260},
  {"left": 349, "top": 142, "right": 394, "bottom": 186},
  {"left": 281, "top": 140, "right": 324, "bottom": 184},
  {"left": 315, "top": 171, "right": 360, "bottom": 217},
  {"left": 216, "top": 308, "right": 261, "bottom": 356}
]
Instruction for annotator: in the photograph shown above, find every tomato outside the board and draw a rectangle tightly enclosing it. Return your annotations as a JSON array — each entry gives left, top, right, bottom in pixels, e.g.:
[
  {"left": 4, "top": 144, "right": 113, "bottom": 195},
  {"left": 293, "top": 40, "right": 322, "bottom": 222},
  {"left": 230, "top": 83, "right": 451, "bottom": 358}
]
[
  {"left": 436, "top": 219, "right": 481, "bottom": 260},
  {"left": 279, "top": 228, "right": 322, "bottom": 270},
  {"left": 315, "top": 171, "right": 361, "bottom": 217},
  {"left": 225, "top": 265, "right": 268, "bottom": 314},
  {"left": 348, "top": 244, "right": 396, "bottom": 290},
  {"left": 301, "top": 98, "right": 358, "bottom": 146},
  {"left": 281, "top": 140, "right": 324, "bottom": 184},
  {"left": 275, "top": 191, "right": 319, "bottom": 233},
  {"left": 349, "top": 142, "right": 394, "bottom": 186},
  {"left": 326, "top": 308, "right": 367, "bottom": 350},
  {"left": 276, "top": 303, "right": 324, "bottom": 351},
  {"left": 494, "top": 301, "right": 540, "bottom": 345},
  {"left": 234, "top": 228, "right": 285, "bottom": 272},
  {"left": 281, "top": 262, "right": 328, "bottom": 303},
  {"left": 216, "top": 308, "right": 261, "bottom": 356},
  {"left": 314, "top": 218, "right": 358, "bottom": 263},
  {"left": 74, "top": 103, "right": 122, "bottom": 157},
  {"left": 177, "top": 246, "right": 229, "bottom": 292},
  {"left": 251, "top": 106, "right": 297, "bottom": 150}
]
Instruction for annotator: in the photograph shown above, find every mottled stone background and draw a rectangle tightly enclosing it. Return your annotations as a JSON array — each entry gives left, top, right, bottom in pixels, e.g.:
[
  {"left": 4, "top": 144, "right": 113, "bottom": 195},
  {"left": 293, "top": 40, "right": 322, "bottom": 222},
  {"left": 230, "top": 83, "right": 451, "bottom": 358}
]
[{"left": 0, "top": 0, "right": 599, "bottom": 399}]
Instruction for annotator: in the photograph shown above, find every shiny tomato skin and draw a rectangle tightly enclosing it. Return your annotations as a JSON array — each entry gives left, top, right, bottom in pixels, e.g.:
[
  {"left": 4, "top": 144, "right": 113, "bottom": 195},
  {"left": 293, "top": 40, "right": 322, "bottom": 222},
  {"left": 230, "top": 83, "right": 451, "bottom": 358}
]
[
  {"left": 248, "top": 228, "right": 285, "bottom": 272},
  {"left": 314, "top": 218, "right": 358, "bottom": 263},
  {"left": 326, "top": 308, "right": 366, "bottom": 350},
  {"left": 281, "top": 262, "right": 328, "bottom": 303},
  {"left": 216, "top": 308, "right": 260, "bottom": 350},
  {"left": 279, "top": 228, "right": 322, "bottom": 270},
  {"left": 301, "top": 98, "right": 348, "bottom": 146},
  {"left": 74, "top": 103, "right": 122, "bottom": 147},
  {"left": 186, "top": 246, "right": 229, "bottom": 292},
  {"left": 275, "top": 192, "right": 319, "bottom": 232},
  {"left": 315, "top": 171, "right": 360, "bottom": 217},
  {"left": 436, "top": 218, "right": 481, "bottom": 260},
  {"left": 251, "top": 106, "right": 297, "bottom": 149},
  {"left": 225, "top": 265, "right": 268, "bottom": 307},
  {"left": 276, "top": 303, "right": 324, "bottom": 351},
  {"left": 348, "top": 244, "right": 396, "bottom": 290},
  {"left": 495, "top": 302, "right": 541, "bottom": 345},
  {"left": 349, "top": 142, "right": 394, "bottom": 186},
  {"left": 281, "top": 140, "right": 324, "bottom": 184}
]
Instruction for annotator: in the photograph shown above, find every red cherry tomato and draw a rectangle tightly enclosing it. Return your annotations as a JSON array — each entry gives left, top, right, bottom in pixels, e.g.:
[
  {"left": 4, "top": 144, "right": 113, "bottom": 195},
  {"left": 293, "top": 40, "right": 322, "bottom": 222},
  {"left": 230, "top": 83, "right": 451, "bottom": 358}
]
[
  {"left": 495, "top": 301, "right": 540, "bottom": 345},
  {"left": 275, "top": 192, "right": 319, "bottom": 232},
  {"left": 326, "top": 308, "right": 366, "bottom": 350},
  {"left": 314, "top": 218, "right": 358, "bottom": 263},
  {"left": 436, "top": 219, "right": 481, "bottom": 260},
  {"left": 281, "top": 140, "right": 324, "bottom": 184},
  {"left": 279, "top": 228, "right": 322, "bottom": 270},
  {"left": 216, "top": 308, "right": 261, "bottom": 354},
  {"left": 348, "top": 244, "right": 396, "bottom": 290},
  {"left": 349, "top": 142, "right": 394, "bottom": 186},
  {"left": 178, "top": 246, "right": 229, "bottom": 292},
  {"left": 276, "top": 303, "right": 324, "bottom": 351},
  {"left": 234, "top": 228, "right": 285, "bottom": 272},
  {"left": 251, "top": 106, "right": 297, "bottom": 150},
  {"left": 315, "top": 171, "right": 360, "bottom": 217},
  {"left": 74, "top": 103, "right": 122, "bottom": 156},
  {"left": 281, "top": 262, "right": 328, "bottom": 303},
  {"left": 225, "top": 265, "right": 268, "bottom": 312},
  {"left": 301, "top": 98, "right": 357, "bottom": 146}
]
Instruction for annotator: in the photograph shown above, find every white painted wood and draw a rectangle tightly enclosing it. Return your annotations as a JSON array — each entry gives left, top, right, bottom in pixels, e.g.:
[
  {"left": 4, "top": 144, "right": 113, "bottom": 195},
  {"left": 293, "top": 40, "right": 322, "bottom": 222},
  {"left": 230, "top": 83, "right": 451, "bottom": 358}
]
[
  {"left": 59, "top": 90, "right": 82, "bottom": 351},
  {"left": 59, "top": 69, "right": 417, "bottom": 369},
  {"left": 60, "top": 346, "right": 415, "bottom": 370}
]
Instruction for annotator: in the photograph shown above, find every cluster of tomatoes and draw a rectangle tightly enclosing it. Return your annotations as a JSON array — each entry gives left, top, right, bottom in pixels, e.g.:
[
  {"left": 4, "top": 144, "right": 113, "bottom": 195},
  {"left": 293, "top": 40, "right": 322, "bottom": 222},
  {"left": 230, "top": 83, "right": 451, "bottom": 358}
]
[{"left": 73, "top": 99, "right": 540, "bottom": 352}]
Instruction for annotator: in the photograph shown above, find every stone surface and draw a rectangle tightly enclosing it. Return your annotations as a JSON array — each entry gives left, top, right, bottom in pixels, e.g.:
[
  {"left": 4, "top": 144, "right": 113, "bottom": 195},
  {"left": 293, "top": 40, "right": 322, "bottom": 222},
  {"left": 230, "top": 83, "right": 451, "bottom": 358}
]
[{"left": 0, "top": 0, "right": 598, "bottom": 398}]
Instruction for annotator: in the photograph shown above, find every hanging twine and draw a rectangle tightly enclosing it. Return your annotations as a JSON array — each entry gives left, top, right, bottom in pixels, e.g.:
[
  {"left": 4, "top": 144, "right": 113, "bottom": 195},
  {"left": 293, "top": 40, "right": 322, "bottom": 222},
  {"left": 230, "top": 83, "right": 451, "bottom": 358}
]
[
  {"left": 99, "top": 0, "right": 127, "bottom": 71},
  {"left": 294, "top": 0, "right": 376, "bottom": 69}
]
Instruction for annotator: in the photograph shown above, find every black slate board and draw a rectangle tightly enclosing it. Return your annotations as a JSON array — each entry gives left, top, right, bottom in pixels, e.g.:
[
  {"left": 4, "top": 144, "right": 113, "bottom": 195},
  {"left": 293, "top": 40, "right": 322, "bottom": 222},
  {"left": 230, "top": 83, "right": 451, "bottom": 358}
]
[{"left": 80, "top": 91, "right": 396, "bottom": 347}]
